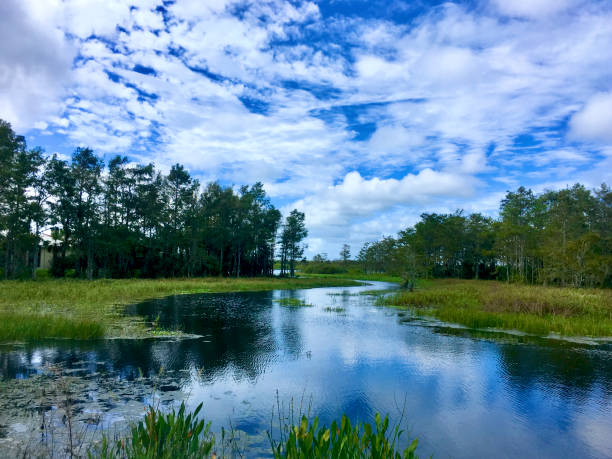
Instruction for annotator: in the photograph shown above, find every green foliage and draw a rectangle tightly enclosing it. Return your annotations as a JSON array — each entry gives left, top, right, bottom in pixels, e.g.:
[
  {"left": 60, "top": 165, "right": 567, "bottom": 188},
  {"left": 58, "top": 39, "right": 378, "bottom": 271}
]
[
  {"left": 89, "top": 405, "right": 420, "bottom": 459},
  {"left": 0, "top": 119, "right": 283, "bottom": 280},
  {"left": 269, "top": 413, "right": 419, "bottom": 459},
  {"left": 358, "top": 184, "right": 612, "bottom": 288},
  {"left": 96, "top": 403, "right": 214, "bottom": 459},
  {"left": 383, "top": 280, "right": 612, "bottom": 337},
  {"left": 279, "top": 209, "right": 308, "bottom": 277},
  {"left": 303, "top": 262, "right": 347, "bottom": 274}
]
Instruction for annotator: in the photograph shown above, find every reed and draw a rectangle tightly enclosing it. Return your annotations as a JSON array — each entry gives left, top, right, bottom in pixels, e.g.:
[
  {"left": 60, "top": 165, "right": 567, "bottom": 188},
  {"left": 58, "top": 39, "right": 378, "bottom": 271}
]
[{"left": 382, "top": 279, "right": 612, "bottom": 337}]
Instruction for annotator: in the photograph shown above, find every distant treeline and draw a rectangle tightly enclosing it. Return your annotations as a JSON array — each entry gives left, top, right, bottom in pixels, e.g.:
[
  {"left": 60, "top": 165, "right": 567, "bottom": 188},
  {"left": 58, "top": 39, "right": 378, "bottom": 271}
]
[
  {"left": 358, "top": 184, "right": 611, "bottom": 288},
  {"left": 0, "top": 119, "right": 307, "bottom": 279}
]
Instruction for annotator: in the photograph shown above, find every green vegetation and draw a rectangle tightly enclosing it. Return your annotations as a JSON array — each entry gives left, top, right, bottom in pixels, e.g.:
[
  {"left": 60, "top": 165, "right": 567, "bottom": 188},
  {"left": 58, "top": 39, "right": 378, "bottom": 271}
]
[
  {"left": 382, "top": 279, "right": 612, "bottom": 337},
  {"left": 269, "top": 413, "right": 418, "bottom": 459},
  {"left": 97, "top": 403, "right": 214, "bottom": 459},
  {"left": 357, "top": 184, "right": 611, "bottom": 288},
  {"left": 278, "top": 209, "right": 308, "bottom": 277},
  {"left": 324, "top": 307, "right": 346, "bottom": 313},
  {"left": 0, "top": 119, "right": 307, "bottom": 281},
  {"left": 302, "top": 262, "right": 347, "bottom": 274},
  {"left": 0, "top": 277, "right": 359, "bottom": 341},
  {"left": 95, "top": 403, "right": 419, "bottom": 459},
  {"left": 306, "top": 272, "right": 403, "bottom": 283},
  {"left": 274, "top": 297, "right": 313, "bottom": 308}
]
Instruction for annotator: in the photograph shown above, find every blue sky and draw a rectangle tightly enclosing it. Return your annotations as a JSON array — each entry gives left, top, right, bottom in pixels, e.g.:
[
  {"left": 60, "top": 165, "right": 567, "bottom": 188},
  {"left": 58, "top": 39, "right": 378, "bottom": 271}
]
[{"left": 1, "top": 0, "right": 611, "bottom": 257}]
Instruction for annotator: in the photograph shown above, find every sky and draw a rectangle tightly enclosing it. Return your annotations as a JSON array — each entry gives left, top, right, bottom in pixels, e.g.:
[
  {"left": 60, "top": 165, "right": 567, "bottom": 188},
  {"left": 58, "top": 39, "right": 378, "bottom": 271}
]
[{"left": 1, "top": 0, "right": 611, "bottom": 258}]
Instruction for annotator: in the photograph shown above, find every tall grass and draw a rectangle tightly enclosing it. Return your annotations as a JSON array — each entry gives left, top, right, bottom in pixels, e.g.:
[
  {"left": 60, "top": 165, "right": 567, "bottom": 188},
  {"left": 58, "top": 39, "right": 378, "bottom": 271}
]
[
  {"left": 382, "top": 279, "right": 612, "bottom": 337},
  {"left": 0, "top": 277, "right": 360, "bottom": 341}
]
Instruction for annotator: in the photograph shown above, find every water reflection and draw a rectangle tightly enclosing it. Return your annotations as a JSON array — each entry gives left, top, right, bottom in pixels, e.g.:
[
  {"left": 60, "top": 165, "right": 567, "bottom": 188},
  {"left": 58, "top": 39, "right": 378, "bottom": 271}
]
[{"left": 1, "top": 282, "right": 611, "bottom": 458}]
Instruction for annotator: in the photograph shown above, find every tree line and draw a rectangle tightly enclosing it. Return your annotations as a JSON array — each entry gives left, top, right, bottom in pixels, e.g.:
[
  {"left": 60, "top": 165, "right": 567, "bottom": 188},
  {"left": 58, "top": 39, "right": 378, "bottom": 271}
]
[
  {"left": 0, "top": 119, "right": 307, "bottom": 279},
  {"left": 357, "top": 184, "right": 612, "bottom": 288}
]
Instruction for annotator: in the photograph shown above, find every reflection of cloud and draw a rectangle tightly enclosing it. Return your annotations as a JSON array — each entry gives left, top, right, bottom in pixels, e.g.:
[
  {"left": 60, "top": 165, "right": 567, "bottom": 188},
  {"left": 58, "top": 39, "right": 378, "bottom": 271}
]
[{"left": 573, "top": 409, "right": 612, "bottom": 458}]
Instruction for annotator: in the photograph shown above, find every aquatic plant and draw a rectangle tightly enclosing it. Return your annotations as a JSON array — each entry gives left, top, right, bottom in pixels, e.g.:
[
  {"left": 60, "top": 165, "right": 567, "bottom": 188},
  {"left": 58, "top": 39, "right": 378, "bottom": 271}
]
[
  {"left": 268, "top": 413, "right": 419, "bottom": 459},
  {"left": 96, "top": 402, "right": 214, "bottom": 459},
  {"left": 323, "top": 307, "right": 346, "bottom": 313},
  {"left": 274, "top": 298, "right": 313, "bottom": 308}
]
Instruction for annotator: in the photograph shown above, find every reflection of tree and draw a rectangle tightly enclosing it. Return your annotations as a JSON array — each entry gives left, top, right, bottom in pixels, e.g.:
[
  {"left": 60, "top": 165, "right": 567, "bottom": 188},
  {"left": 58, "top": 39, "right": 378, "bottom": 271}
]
[
  {"left": 426, "top": 325, "right": 612, "bottom": 401},
  {"left": 275, "top": 291, "right": 304, "bottom": 357},
  {"left": 498, "top": 342, "right": 612, "bottom": 400},
  {"left": 0, "top": 292, "right": 283, "bottom": 383}
]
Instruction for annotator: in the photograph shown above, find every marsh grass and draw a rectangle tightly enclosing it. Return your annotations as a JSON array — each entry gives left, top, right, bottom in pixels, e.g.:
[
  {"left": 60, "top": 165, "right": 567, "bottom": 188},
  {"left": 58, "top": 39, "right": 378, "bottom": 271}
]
[
  {"left": 323, "top": 307, "right": 346, "bottom": 313},
  {"left": 274, "top": 298, "right": 313, "bottom": 308},
  {"left": 305, "top": 273, "right": 403, "bottom": 283},
  {"left": 382, "top": 279, "right": 612, "bottom": 337},
  {"left": 0, "top": 277, "right": 359, "bottom": 341}
]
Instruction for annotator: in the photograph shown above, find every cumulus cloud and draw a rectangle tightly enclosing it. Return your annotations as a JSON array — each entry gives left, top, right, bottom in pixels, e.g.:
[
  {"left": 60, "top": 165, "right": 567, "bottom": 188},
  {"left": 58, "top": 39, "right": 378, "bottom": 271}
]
[
  {"left": 491, "top": 0, "right": 577, "bottom": 18},
  {"left": 569, "top": 93, "right": 612, "bottom": 143},
  {"left": 3, "top": 0, "right": 612, "bottom": 255},
  {"left": 0, "top": 0, "right": 74, "bottom": 131},
  {"left": 293, "top": 169, "right": 476, "bottom": 229}
]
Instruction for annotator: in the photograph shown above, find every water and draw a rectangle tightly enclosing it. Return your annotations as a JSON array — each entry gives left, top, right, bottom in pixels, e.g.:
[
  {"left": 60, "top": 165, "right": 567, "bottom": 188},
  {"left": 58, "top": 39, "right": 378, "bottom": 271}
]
[{"left": 1, "top": 281, "right": 611, "bottom": 458}]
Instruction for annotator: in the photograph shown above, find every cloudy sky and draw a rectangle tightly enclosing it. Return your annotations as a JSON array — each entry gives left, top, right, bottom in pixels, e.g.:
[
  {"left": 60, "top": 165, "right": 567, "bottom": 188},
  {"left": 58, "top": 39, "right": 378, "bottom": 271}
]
[{"left": 1, "top": 0, "right": 611, "bottom": 257}]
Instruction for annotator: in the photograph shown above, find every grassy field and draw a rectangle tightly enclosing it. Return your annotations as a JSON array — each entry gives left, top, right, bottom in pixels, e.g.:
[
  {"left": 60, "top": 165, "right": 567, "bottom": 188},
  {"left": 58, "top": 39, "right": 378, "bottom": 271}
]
[
  {"left": 0, "top": 277, "right": 359, "bottom": 342},
  {"left": 382, "top": 279, "right": 612, "bottom": 337}
]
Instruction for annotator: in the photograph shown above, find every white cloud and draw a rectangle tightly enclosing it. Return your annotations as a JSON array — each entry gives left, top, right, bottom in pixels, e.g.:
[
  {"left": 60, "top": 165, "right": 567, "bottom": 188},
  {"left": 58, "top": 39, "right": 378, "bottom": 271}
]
[
  {"left": 491, "top": 0, "right": 577, "bottom": 19},
  {"left": 0, "top": 0, "right": 74, "bottom": 131},
  {"left": 569, "top": 93, "right": 612, "bottom": 143},
  {"left": 4, "top": 0, "right": 612, "bottom": 256},
  {"left": 293, "top": 169, "right": 476, "bottom": 229}
]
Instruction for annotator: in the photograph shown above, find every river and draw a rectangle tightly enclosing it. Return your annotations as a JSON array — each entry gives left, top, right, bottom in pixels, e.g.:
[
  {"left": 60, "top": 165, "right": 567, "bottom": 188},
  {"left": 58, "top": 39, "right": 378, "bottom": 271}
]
[{"left": 1, "top": 281, "right": 611, "bottom": 457}]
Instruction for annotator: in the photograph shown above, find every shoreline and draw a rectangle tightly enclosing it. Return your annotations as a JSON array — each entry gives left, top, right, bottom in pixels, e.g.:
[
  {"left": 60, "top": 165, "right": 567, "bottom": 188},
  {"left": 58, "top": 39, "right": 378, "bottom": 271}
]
[{"left": 0, "top": 277, "right": 360, "bottom": 342}]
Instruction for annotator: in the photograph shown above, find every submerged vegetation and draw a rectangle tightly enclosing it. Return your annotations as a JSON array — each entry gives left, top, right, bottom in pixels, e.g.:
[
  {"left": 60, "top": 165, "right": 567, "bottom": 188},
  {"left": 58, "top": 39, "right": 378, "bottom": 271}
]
[
  {"left": 383, "top": 280, "right": 612, "bottom": 337},
  {"left": 0, "top": 277, "right": 359, "bottom": 341}
]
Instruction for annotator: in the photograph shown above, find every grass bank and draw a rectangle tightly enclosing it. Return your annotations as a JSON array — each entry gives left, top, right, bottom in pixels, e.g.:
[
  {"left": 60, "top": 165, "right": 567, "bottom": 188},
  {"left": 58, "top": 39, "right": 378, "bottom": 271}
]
[
  {"left": 0, "top": 277, "right": 360, "bottom": 342},
  {"left": 382, "top": 279, "right": 612, "bottom": 337},
  {"left": 305, "top": 272, "right": 403, "bottom": 283}
]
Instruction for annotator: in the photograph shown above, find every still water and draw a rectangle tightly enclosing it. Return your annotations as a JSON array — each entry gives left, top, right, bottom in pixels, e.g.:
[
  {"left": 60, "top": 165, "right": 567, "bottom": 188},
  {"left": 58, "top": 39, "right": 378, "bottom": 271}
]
[{"left": 1, "top": 281, "right": 611, "bottom": 458}]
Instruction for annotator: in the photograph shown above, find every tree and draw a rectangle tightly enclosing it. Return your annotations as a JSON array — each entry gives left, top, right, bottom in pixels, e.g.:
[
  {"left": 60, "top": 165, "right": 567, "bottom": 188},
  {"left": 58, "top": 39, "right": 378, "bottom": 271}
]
[
  {"left": 340, "top": 244, "right": 351, "bottom": 264},
  {"left": 280, "top": 210, "right": 307, "bottom": 277},
  {"left": 0, "top": 121, "right": 45, "bottom": 278}
]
